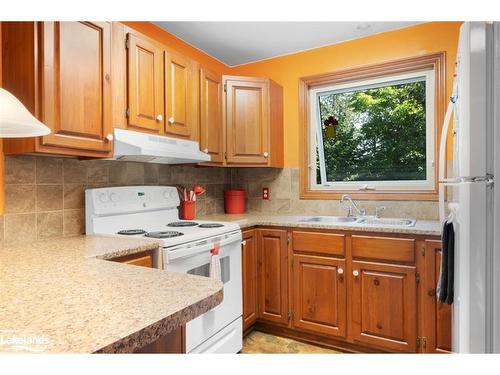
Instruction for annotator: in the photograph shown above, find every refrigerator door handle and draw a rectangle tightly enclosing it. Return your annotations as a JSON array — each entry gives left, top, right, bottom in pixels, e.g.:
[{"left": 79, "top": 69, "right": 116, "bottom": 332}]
[
  {"left": 438, "top": 92, "right": 458, "bottom": 223},
  {"left": 439, "top": 174, "right": 494, "bottom": 185}
]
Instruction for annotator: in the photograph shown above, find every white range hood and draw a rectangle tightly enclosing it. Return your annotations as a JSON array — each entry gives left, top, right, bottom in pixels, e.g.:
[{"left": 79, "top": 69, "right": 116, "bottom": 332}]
[{"left": 111, "top": 128, "right": 211, "bottom": 164}]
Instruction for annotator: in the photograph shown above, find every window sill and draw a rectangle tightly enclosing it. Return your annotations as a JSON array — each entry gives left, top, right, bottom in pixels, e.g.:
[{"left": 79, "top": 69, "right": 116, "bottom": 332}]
[{"left": 300, "top": 187, "right": 439, "bottom": 201}]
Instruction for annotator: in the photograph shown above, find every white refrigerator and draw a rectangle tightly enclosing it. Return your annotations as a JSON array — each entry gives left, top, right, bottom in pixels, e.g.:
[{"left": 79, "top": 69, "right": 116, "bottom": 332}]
[{"left": 439, "top": 21, "right": 499, "bottom": 353}]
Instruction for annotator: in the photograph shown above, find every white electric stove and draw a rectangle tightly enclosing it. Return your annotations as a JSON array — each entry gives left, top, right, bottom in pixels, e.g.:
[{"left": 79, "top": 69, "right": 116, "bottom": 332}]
[{"left": 85, "top": 185, "right": 243, "bottom": 354}]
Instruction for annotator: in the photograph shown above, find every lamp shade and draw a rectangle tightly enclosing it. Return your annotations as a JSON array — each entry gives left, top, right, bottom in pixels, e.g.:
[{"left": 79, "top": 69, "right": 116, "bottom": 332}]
[{"left": 0, "top": 88, "right": 51, "bottom": 138}]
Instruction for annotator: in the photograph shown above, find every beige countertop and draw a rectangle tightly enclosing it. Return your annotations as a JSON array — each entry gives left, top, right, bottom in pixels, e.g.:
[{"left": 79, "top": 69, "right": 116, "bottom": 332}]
[
  {"left": 199, "top": 214, "right": 441, "bottom": 236},
  {"left": 0, "top": 235, "right": 223, "bottom": 353}
]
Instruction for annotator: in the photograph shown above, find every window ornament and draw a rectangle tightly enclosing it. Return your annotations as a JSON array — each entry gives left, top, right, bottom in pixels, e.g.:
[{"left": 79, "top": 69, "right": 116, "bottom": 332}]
[{"left": 323, "top": 116, "right": 338, "bottom": 139}]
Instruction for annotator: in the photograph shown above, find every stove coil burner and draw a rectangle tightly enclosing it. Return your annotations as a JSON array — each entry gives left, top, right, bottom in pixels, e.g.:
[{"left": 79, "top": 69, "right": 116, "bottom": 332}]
[
  {"left": 167, "top": 221, "right": 199, "bottom": 227},
  {"left": 117, "top": 229, "right": 147, "bottom": 235},
  {"left": 198, "top": 223, "right": 224, "bottom": 228},
  {"left": 144, "top": 231, "right": 184, "bottom": 239}
]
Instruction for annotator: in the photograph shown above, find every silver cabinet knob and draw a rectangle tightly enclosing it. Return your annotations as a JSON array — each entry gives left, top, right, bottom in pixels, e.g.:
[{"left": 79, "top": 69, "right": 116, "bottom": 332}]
[
  {"left": 263, "top": 151, "right": 269, "bottom": 158},
  {"left": 353, "top": 270, "right": 359, "bottom": 277},
  {"left": 168, "top": 117, "right": 175, "bottom": 124},
  {"left": 105, "top": 133, "right": 114, "bottom": 141},
  {"left": 241, "top": 240, "right": 247, "bottom": 246},
  {"left": 337, "top": 268, "right": 344, "bottom": 275},
  {"left": 203, "top": 148, "right": 209, "bottom": 154},
  {"left": 156, "top": 114, "right": 163, "bottom": 122}
]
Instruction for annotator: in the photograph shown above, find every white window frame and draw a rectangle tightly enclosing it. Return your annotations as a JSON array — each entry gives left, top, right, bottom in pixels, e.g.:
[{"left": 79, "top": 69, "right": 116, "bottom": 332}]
[{"left": 308, "top": 69, "right": 435, "bottom": 192}]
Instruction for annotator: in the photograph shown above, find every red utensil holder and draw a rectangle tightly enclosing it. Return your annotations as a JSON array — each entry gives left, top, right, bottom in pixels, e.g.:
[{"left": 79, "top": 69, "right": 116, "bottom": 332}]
[{"left": 180, "top": 200, "right": 195, "bottom": 220}]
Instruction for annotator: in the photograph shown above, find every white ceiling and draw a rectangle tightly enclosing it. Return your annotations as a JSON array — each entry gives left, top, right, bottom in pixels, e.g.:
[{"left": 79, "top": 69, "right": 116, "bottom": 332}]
[{"left": 154, "top": 22, "right": 419, "bottom": 66}]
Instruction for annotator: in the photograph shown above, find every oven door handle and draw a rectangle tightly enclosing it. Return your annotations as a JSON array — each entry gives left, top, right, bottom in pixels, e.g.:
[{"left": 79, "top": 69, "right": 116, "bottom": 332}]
[{"left": 167, "top": 232, "right": 242, "bottom": 261}]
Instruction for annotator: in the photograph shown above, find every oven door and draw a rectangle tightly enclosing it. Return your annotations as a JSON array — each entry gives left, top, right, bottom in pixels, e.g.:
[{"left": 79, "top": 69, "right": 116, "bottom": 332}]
[{"left": 164, "top": 230, "right": 242, "bottom": 353}]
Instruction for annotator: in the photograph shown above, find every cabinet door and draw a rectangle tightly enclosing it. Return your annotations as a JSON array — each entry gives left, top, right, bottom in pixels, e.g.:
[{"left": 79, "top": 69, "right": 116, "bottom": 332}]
[
  {"left": 422, "top": 240, "right": 452, "bottom": 353},
  {"left": 225, "top": 77, "right": 269, "bottom": 165},
  {"left": 293, "top": 254, "right": 346, "bottom": 337},
  {"left": 257, "top": 229, "right": 288, "bottom": 325},
  {"left": 242, "top": 230, "right": 258, "bottom": 331},
  {"left": 351, "top": 261, "right": 417, "bottom": 352},
  {"left": 40, "top": 22, "right": 112, "bottom": 155},
  {"left": 111, "top": 250, "right": 154, "bottom": 268},
  {"left": 135, "top": 326, "right": 185, "bottom": 353},
  {"left": 164, "top": 50, "right": 193, "bottom": 138},
  {"left": 200, "top": 67, "right": 223, "bottom": 163},
  {"left": 127, "top": 32, "right": 163, "bottom": 132}
]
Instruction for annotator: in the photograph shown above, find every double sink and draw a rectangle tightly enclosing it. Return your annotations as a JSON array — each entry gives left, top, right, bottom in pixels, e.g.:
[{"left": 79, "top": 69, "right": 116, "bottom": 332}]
[{"left": 298, "top": 216, "right": 416, "bottom": 227}]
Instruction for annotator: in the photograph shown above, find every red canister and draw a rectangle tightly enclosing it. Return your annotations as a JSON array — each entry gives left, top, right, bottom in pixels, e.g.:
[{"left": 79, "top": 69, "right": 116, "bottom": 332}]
[{"left": 224, "top": 189, "right": 246, "bottom": 214}]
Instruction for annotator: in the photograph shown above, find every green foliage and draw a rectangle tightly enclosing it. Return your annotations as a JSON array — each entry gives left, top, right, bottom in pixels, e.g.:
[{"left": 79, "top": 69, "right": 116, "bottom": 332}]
[{"left": 317, "top": 81, "right": 427, "bottom": 183}]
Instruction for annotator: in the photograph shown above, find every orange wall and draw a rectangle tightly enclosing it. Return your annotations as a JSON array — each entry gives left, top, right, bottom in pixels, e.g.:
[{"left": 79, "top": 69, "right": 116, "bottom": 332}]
[
  {"left": 123, "top": 21, "right": 230, "bottom": 74},
  {"left": 230, "top": 22, "right": 462, "bottom": 167}
]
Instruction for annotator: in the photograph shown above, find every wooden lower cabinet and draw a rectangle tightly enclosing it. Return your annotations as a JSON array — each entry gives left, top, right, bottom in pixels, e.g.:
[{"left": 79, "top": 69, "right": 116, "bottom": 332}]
[
  {"left": 110, "top": 250, "right": 154, "bottom": 268},
  {"left": 257, "top": 229, "right": 289, "bottom": 325},
  {"left": 242, "top": 230, "right": 258, "bottom": 330},
  {"left": 350, "top": 260, "right": 417, "bottom": 352},
  {"left": 134, "top": 326, "right": 185, "bottom": 353},
  {"left": 242, "top": 227, "right": 450, "bottom": 353},
  {"left": 293, "top": 254, "right": 346, "bottom": 337},
  {"left": 421, "top": 240, "right": 452, "bottom": 353}
]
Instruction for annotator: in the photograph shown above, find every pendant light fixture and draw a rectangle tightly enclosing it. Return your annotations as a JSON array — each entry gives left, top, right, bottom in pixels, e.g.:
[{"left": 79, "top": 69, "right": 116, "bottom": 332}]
[{"left": 0, "top": 88, "right": 51, "bottom": 138}]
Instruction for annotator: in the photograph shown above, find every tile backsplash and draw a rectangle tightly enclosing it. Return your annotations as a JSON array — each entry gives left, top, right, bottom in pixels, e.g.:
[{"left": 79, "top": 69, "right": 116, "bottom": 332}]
[
  {"left": 0, "top": 157, "right": 438, "bottom": 243},
  {"left": 230, "top": 167, "right": 438, "bottom": 220},
  {"left": 0, "top": 155, "right": 230, "bottom": 243}
]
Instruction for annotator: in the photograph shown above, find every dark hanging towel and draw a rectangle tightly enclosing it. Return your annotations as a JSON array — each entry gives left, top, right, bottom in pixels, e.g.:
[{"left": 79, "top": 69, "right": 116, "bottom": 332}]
[{"left": 437, "top": 220, "right": 455, "bottom": 304}]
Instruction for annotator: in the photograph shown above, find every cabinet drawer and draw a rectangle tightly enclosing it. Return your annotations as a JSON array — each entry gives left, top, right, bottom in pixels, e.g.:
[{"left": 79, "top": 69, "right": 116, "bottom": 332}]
[
  {"left": 292, "top": 231, "right": 345, "bottom": 256},
  {"left": 351, "top": 236, "right": 415, "bottom": 263}
]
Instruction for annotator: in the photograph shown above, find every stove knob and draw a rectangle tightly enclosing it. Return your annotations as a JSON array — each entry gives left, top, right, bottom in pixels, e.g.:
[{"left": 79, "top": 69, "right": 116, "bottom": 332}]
[
  {"left": 109, "top": 193, "right": 119, "bottom": 203},
  {"left": 98, "top": 193, "right": 108, "bottom": 203},
  {"left": 170, "top": 190, "right": 178, "bottom": 199}
]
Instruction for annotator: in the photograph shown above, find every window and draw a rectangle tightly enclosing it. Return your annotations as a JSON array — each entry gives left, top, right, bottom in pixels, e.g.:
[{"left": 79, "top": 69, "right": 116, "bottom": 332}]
[{"left": 299, "top": 53, "right": 445, "bottom": 200}]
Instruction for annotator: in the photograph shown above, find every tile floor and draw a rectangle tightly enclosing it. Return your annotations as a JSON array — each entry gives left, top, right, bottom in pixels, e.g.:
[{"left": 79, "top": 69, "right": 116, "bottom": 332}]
[{"left": 241, "top": 330, "right": 340, "bottom": 354}]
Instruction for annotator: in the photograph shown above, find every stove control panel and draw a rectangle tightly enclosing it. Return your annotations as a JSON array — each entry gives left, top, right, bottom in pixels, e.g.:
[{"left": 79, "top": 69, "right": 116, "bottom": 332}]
[{"left": 86, "top": 186, "right": 180, "bottom": 216}]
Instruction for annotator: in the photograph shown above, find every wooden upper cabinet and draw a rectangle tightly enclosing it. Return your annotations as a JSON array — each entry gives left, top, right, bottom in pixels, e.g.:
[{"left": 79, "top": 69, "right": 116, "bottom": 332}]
[
  {"left": 350, "top": 260, "right": 417, "bottom": 352},
  {"left": 223, "top": 76, "right": 283, "bottom": 167},
  {"left": 200, "top": 67, "right": 223, "bottom": 163},
  {"left": 242, "top": 230, "right": 258, "bottom": 331},
  {"left": 293, "top": 254, "right": 347, "bottom": 338},
  {"left": 2, "top": 21, "right": 113, "bottom": 157},
  {"left": 257, "top": 229, "right": 289, "bottom": 325},
  {"left": 41, "top": 22, "right": 113, "bottom": 153},
  {"left": 164, "top": 50, "right": 197, "bottom": 139},
  {"left": 126, "top": 32, "right": 164, "bottom": 132},
  {"left": 421, "top": 240, "right": 452, "bottom": 353}
]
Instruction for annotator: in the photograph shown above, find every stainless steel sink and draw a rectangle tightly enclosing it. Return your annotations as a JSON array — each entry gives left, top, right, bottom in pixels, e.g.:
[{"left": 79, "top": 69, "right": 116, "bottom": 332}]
[
  {"left": 297, "top": 216, "right": 416, "bottom": 227},
  {"left": 357, "top": 217, "right": 417, "bottom": 227},
  {"left": 298, "top": 216, "right": 361, "bottom": 223}
]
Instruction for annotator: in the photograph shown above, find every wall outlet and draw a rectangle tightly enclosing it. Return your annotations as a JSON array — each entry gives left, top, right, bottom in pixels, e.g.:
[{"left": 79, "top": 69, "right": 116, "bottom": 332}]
[{"left": 262, "top": 187, "right": 270, "bottom": 200}]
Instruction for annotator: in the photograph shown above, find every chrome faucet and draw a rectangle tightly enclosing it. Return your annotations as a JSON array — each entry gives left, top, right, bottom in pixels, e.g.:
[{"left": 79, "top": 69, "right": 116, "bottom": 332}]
[{"left": 340, "top": 194, "right": 366, "bottom": 217}]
